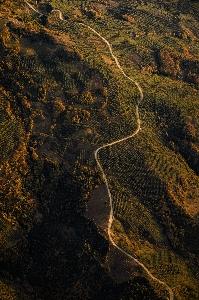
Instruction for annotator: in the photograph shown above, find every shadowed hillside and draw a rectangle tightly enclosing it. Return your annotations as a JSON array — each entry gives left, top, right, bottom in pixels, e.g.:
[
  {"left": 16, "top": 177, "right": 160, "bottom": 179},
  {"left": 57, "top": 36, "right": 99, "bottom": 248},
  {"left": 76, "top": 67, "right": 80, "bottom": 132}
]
[{"left": 0, "top": 1, "right": 199, "bottom": 299}]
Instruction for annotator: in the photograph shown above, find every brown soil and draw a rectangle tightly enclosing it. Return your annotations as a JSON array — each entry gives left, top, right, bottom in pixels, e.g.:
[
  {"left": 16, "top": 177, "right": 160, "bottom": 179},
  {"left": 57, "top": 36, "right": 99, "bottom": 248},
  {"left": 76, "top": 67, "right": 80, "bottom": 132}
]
[
  {"left": 131, "top": 53, "right": 142, "bottom": 65},
  {"left": 86, "top": 184, "right": 110, "bottom": 233},
  {"left": 104, "top": 244, "right": 142, "bottom": 283},
  {"left": 86, "top": 184, "right": 142, "bottom": 282}
]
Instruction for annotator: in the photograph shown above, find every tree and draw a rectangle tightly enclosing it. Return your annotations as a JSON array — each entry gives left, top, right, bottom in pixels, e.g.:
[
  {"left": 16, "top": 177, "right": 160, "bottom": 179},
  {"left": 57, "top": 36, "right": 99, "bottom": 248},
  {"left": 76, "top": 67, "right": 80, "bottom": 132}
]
[
  {"left": 79, "top": 91, "right": 94, "bottom": 105},
  {"left": 183, "top": 121, "right": 196, "bottom": 142}
]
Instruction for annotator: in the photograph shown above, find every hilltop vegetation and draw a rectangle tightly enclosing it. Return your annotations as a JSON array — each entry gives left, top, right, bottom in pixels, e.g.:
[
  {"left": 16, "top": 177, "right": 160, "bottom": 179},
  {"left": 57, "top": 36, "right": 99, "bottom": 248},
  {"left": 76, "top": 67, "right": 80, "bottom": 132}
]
[{"left": 0, "top": 0, "right": 199, "bottom": 299}]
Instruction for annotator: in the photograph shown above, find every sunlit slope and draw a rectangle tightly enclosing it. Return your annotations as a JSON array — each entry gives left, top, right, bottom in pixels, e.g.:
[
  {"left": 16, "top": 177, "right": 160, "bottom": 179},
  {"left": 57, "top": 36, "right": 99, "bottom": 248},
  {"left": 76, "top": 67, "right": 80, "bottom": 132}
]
[
  {"left": 46, "top": 1, "right": 199, "bottom": 299},
  {"left": 0, "top": 0, "right": 198, "bottom": 299},
  {"left": 98, "top": 119, "right": 199, "bottom": 299}
]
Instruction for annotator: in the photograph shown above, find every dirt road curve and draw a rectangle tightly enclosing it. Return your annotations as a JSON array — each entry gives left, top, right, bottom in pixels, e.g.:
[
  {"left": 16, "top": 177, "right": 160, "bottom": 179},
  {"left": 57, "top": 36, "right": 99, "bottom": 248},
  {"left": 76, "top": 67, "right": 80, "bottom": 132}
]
[{"left": 25, "top": 2, "right": 173, "bottom": 299}]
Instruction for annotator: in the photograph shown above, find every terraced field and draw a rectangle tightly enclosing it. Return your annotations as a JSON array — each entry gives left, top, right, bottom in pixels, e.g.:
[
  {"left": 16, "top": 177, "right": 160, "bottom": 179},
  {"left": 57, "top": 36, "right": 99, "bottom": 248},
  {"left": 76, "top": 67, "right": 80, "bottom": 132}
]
[
  {"left": 0, "top": 1, "right": 199, "bottom": 299},
  {"left": 101, "top": 130, "right": 199, "bottom": 299},
  {"left": 23, "top": 1, "right": 199, "bottom": 299},
  {"left": 0, "top": 92, "right": 20, "bottom": 164},
  {"left": 48, "top": 3, "right": 199, "bottom": 300}
]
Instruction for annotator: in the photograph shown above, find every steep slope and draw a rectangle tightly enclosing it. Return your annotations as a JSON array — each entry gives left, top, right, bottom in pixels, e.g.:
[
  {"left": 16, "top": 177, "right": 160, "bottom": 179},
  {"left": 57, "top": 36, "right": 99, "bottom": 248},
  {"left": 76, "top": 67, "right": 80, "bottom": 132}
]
[{"left": 0, "top": 0, "right": 199, "bottom": 299}]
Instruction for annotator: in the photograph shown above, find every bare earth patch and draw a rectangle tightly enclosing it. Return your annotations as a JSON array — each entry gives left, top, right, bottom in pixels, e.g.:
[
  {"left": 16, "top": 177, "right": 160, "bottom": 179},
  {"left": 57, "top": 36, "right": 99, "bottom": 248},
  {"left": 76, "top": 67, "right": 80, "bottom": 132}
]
[{"left": 86, "top": 184, "right": 141, "bottom": 282}]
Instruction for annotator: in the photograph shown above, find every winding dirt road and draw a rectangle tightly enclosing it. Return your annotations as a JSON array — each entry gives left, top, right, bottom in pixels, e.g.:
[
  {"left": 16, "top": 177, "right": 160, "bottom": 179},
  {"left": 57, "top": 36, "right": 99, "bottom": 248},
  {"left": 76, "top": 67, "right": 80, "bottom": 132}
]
[
  {"left": 51, "top": 9, "right": 64, "bottom": 20},
  {"left": 25, "top": 1, "right": 42, "bottom": 16},
  {"left": 25, "top": 2, "right": 174, "bottom": 299},
  {"left": 82, "top": 24, "right": 174, "bottom": 300}
]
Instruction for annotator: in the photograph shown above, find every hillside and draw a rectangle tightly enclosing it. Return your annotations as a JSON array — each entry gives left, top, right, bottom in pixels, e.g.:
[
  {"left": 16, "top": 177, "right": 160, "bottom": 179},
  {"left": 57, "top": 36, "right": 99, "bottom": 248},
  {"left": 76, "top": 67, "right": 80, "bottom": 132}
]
[{"left": 0, "top": 0, "right": 199, "bottom": 299}]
